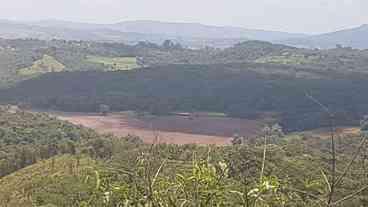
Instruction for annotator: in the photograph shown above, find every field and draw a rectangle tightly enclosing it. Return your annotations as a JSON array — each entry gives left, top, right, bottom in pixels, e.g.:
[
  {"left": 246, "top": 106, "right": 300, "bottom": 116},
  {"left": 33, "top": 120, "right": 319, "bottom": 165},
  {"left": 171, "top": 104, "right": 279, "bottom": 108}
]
[
  {"left": 17, "top": 54, "right": 65, "bottom": 76},
  {"left": 303, "top": 126, "right": 361, "bottom": 138},
  {"left": 86, "top": 55, "right": 139, "bottom": 71},
  {"left": 55, "top": 111, "right": 264, "bottom": 145},
  {"left": 255, "top": 54, "right": 316, "bottom": 65}
]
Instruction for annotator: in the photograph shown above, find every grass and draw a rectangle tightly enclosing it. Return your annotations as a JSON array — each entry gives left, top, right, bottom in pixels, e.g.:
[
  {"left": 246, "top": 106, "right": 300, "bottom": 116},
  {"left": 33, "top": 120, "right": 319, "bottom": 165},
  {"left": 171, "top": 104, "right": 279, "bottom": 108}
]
[
  {"left": 17, "top": 55, "right": 65, "bottom": 76},
  {"left": 0, "top": 155, "right": 97, "bottom": 206},
  {"left": 203, "top": 112, "right": 227, "bottom": 117},
  {"left": 255, "top": 54, "right": 316, "bottom": 65},
  {"left": 86, "top": 56, "right": 139, "bottom": 71}
]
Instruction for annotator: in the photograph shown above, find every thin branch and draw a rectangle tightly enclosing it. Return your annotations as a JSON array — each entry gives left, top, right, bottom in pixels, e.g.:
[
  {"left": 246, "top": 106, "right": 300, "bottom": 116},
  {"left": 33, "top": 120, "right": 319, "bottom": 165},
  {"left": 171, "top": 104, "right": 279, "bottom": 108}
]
[
  {"left": 104, "top": 167, "right": 134, "bottom": 176},
  {"left": 305, "top": 93, "right": 333, "bottom": 117},
  {"left": 331, "top": 185, "right": 368, "bottom": 206},
  {"left": 260, "top": 133, "right": 267, "bottom": 183},
  {"left": 306, "top": 93, "right": 336, "bottom": 205},
  {"left": 328, "top": 115, "right": 336, "bottom": 205},
  {"left": 334, "top": 135, "right": 367, "bottom": 188},
  {"left": 204, "top": 164, "right": 229, "bottom": 205},
  {"left": 287, "top": 187, "right": 327, "bottom": 204},
  {"left": 320, "top": 169, "right": 332, "bottom": 193},
  {"left": 152, "top": 159, "right": 167, "bottom": 188}
]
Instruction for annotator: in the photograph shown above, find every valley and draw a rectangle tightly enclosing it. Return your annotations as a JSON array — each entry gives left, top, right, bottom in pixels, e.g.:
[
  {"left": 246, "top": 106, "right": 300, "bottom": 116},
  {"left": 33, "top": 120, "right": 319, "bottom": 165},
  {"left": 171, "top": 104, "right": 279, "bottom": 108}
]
[
  {"left": 54, "top": 111, "right": 264, "bottom": 145},
  {"left": 53, "top": 111, "right": 362, "bottom": 144},
  {"left": 0, "top": 21, "right": 368, "bottom": 206}
]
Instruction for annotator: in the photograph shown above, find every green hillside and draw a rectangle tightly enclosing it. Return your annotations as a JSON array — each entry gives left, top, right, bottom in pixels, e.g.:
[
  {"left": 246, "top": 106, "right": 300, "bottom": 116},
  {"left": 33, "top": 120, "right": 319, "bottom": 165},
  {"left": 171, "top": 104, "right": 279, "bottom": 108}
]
[
  {"left": 17, "top": 54, "right": 65, "bottom": 76},
  {"left": 2, "top": 63, "right": 368, "bottom": 131},
  {"left": 86, "top": 56, "right": 139, "bottom": 71},
  {"left": 0, "top": 108, "right": 121, "bottom": 178},
  {"left": 0, "top": 130, "right": 367, "bottom": 206},
  {"left": 0, "top": 107, "right": 365, "bottom": 206},
  {"left": 255, "top": 54, "right": 316, "bottom": 65},
  {"left": 1, "top": 26, "right": 368, "bottom": 207},
  {"left": 0, "top": 155, "right": 97, "bottom": 207},
  {"left": 1, "top": 38, "right": 368, "bottom": 89}
]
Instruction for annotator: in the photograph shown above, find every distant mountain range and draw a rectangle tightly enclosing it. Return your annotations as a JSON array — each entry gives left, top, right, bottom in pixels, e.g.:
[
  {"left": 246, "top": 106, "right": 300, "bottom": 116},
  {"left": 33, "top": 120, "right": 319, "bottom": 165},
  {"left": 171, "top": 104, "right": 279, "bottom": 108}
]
[
  {"left": 0, "top": 19, "right": 306, "bottom": 48},
  {"left": 279, "top": 24, "right": 368, "bottom": 49},
  {"left": 0, "top": 19, "right": 367, "bottom": 49},
  {"left": 30, "top": 20, "right": 307, "bottom": 40}
]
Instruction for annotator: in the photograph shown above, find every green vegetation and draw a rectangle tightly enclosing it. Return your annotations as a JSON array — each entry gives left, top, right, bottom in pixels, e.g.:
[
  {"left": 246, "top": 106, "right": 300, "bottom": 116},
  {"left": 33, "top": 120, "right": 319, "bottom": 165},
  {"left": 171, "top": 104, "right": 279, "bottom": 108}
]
[
  {"left": 0, "top": 155, "right": 97, "bottom": 206},
  {"left": 1, "top": 36, "right": 368, "bottom": 206},
  {"left": 17, "top": 55, "right": 65, "bottom": 76},
  {"left": 3, "top": 64, "right": 368, "bottom": 131},
  {"left": 0, "top": 108, "right": 137, "bottom": 178},
  {"left": 255, "top": 54, "right": 316, "bottom": 65},
  {"left": 201, "top": 112, "right": 227, "bottom": 117},
  {"left": 86, "top": 56, "right": 139, "bottom": 71},
  {"left": 0, "top": 111, "right": 367, "bottom": 206},
  {"left": 1, "top": 38, "right": 368, "bottom": 88}
]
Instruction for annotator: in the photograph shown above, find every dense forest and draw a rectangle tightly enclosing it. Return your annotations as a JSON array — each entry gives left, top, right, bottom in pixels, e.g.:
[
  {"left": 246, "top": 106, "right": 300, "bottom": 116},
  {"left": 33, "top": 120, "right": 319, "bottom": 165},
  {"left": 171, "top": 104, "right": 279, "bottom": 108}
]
[
  {"left": 0, "top": 107, "right": 142, "bottom": 178},
  {"left": 2, "top": 63, "right": 368, "bottom": 131}
]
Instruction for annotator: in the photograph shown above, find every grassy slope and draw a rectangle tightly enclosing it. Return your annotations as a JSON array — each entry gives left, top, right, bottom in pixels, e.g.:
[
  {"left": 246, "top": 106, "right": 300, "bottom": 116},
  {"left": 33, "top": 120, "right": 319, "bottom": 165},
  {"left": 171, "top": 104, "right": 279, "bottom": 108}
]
[
  {"left": 0, "top": 120, "right": 366, "bottom": 206},
  {"left": 255, "top": 54, "right": 316, "bottom": 65},
  {"left": 0, "top": 155, "right": 97, "bottom": 207},
  {"left": 17, "top": 55, "right": 65, "bottom": 76},
  {"left": 86, "top": 56, "right": 139, "bottom": 71}
]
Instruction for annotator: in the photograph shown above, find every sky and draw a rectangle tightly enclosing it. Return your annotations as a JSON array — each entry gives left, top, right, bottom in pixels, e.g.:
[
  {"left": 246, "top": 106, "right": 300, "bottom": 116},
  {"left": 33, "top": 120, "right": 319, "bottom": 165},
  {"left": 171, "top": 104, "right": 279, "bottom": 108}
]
[{"left": 0, "top": 0, "right": 367, "bottom": 34}]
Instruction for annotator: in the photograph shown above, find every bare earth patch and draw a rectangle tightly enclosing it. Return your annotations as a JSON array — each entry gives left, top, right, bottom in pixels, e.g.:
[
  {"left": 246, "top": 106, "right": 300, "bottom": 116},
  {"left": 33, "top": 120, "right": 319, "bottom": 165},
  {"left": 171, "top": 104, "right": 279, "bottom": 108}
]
[
  {"left": 56, "top": 112, "right": 264, "bottom": 145},
  {"left": 304, "top": 127, "right": 361, "bottom": 138}
]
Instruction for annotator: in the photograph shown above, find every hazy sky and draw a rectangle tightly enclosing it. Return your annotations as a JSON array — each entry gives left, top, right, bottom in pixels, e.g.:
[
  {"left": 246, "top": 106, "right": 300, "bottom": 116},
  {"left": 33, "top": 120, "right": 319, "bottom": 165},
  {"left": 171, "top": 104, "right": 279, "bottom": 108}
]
[{"left": 1, "top": 0, "right": 367, "bottom": 34}]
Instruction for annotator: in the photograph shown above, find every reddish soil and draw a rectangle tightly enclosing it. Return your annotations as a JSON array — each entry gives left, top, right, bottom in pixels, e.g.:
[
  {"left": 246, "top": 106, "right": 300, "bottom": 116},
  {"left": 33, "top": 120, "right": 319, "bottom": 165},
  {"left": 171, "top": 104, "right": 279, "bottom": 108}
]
[
  {"left": 56, "top": 112, "right": 264, "bottom": 145},
  {"left": 304, "top": 127, "right": 361, "bottom": 138}
]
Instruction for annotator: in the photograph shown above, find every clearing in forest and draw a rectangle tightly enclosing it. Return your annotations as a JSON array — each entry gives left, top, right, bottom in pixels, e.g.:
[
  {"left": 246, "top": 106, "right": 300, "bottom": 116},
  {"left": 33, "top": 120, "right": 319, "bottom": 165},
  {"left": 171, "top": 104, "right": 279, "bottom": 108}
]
[
  {"left": 17, "top": 54, "right": 65, "bottom": 76},
  {"left": 86, "top": 56, "right": 139, "bottom": 71},
  {"left": 56, "top": 112, "right": 264, "bottom": 145}
]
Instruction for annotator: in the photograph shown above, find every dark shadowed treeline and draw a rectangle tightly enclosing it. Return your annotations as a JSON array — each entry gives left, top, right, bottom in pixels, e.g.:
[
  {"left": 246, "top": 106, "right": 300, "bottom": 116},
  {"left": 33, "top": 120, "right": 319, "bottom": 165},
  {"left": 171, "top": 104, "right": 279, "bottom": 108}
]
[{"left": 2, "top": 64, "right": 368, "bottom": 131}]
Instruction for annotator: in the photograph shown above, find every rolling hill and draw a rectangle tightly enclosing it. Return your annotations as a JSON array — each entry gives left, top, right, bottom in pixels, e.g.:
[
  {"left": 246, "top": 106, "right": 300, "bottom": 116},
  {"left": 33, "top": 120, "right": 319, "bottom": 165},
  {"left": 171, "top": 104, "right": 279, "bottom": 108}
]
[
  {"left": 106, "top": 20, "right": 308, "bottom": 41},
  {"left": 0, "top": 109, "right": 366, "bottom": 206},
  {"left": 0, "top": 19, "right": 308, "bottom": 48},
  {"left": 281, "top": 24, "right": 368, "bottom": 49},
  {"left": 32, "top": 19, "right": 308, "bottom": 41},
  {"left": 2, "top": 19, "right": 368, "bottom": 49}
]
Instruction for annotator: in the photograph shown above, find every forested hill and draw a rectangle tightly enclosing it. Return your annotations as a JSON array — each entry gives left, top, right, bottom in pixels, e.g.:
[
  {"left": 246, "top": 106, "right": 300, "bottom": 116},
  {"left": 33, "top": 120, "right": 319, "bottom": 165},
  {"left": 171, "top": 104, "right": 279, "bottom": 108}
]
[
  {"left": 1, "top": 38, "right": 368, "bottom": 88},
  {"left": 2, "top": 63, "right": 368, "bottom": 131},
  {"left": 0, "top": 108, "right": 125, "bottom": 178},
  {"left": 1, "top": 38, "right": 368, "bottom": 131},
  {"left": 0, "top": 107, "right": 367, "bottom": 206}
]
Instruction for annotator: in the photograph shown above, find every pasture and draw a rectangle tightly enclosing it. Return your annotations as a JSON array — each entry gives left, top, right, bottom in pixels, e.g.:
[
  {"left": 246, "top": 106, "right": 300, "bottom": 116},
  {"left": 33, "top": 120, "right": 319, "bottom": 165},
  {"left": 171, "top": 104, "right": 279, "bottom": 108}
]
[
  {"left": 86, "top": 56, "right": 139, "bottom": 71},
  {"left": 17, "top": 55, "right": 65, "bottom": 76}
]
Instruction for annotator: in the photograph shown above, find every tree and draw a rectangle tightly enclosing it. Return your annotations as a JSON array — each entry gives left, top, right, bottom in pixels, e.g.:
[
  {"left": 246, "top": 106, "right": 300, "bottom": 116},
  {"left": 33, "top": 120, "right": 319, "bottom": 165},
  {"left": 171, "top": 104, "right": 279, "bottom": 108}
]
[
  {"left": 231, "top": 133, "right": 243, "bottom": 145},
  {"left": 162, "top": 40, "right": 182, "bottom": 50},
  {"left": 162, "top": 40, "right": 175, "bottom": 49},
  {"left": 99, "top": 104, "right": 110, "bottom": 116},
  {"left": 360, "top": 115, "right": 368, "bottom": 132},
  {"left": 270, "top": 123, "right": 284, "bottom": 142}
]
